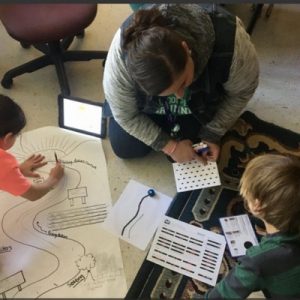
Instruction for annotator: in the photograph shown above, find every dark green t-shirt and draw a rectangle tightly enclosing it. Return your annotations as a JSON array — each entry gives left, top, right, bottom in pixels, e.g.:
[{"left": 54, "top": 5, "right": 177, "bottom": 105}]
[
  {"left": 206, "top": 233, "right": 300, "bottom": 299},
  {"left": 155, "top": 88, "right": 192, "bottom": 116}
]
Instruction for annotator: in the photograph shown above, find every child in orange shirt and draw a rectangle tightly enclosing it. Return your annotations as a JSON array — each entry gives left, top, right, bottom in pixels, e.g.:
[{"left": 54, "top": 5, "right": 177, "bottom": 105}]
[{"left": 0, "top": 94, "right": 64, "bottom": 200}]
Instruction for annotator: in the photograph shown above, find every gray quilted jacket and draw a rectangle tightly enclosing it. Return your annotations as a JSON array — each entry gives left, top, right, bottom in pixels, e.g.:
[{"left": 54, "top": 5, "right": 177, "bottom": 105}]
[{"left": 103, "top": 4, "right": 259, "bottom": 151}]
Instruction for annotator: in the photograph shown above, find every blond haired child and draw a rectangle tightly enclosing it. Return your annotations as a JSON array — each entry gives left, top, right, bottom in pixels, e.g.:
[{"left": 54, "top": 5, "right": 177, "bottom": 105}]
[{"left": 206, "top": 153, "right": 300, "bottom": 299}]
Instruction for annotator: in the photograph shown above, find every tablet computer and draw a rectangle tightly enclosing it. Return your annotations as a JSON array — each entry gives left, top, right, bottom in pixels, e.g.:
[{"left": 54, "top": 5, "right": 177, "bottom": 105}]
[{"left": 58, "top": 95, "right": 106, "bottom": 138}]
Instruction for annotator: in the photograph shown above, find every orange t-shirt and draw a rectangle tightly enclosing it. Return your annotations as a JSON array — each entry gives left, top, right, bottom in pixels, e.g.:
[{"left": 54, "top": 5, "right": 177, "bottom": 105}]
[{"left": 0, "top": 149, "right": 31, "bottom": 196}]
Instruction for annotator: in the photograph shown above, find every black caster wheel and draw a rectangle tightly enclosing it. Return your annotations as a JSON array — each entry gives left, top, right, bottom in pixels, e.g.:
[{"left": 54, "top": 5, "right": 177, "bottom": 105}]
[
  {"left": 76, "top": 30, "right": 85, "bottom": 39},
  {"left": 265, "top": 4, "right": 273, "bottom": 18},
  {"left": 1, "top": 77, "right": 13, "bottom": 89},
  {"left": 20, "top": 41, "right": 31, "bottom": 49}
]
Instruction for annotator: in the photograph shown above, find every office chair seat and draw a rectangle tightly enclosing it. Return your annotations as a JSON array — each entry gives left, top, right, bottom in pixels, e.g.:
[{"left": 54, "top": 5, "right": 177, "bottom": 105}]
[{"left": 0, "top": 4, "right": 107, "bottom": 95}]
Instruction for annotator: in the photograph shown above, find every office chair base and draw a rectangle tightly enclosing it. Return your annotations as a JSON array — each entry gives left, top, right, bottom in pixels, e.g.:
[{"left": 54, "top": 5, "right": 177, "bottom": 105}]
[
  {"left": 1, "top": 38, "right": 107, "bottom": 96},
  {"left": 1, "top": 77, "right": 13, "bottom": 89},
  {"left": 20, "top": 41, "right": 30, "bottom": 49},
  {"left": 76, "top": 30, "right": 85, "bottom": 38}
]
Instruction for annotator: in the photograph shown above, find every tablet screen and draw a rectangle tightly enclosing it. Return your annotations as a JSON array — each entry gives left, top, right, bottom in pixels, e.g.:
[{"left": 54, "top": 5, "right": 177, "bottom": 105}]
[{"left": 58, "top": 95, "right": 106, "bottom": 138}]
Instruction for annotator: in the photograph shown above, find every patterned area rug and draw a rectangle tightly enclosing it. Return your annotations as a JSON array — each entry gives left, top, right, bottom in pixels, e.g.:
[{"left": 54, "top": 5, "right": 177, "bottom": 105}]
[{"left": 125, "top": 111, "right": 300, "bottom": 299}]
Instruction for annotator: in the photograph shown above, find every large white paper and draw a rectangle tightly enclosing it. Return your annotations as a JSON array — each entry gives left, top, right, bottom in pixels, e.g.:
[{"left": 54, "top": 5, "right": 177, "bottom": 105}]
[
  {"left": 102, "top": 180, "right": 173, "bottom": 251},
  {"left": 0, "top": 127, "right": 127, "bottom": 298},
  {"left": 220, "top": 214, "right": 258, "bottom": 257},
  {"left": 147, "top": 216, "right": 226, "bottom": 286},
  {"left": 173, "top": 160, "right": 221, "bottom": 192}
]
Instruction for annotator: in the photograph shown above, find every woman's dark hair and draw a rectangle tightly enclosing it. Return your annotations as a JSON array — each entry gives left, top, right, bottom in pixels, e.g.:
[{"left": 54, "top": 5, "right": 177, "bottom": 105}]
[
  {"left": 0, "top": 94, "right": 26, "bottom": 138},
  {"left": 123, "top": 8, "right": 188, "bottom": 96}
]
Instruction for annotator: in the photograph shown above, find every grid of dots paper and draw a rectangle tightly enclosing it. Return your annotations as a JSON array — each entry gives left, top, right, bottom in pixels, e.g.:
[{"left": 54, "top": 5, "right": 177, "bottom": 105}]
[{"left": 172, "top": 160, "right": 221, "bottom": 192}]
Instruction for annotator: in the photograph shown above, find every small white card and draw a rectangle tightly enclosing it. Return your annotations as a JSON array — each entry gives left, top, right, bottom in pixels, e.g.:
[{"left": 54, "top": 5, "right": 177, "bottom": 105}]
[
  {"left": 102, "top": 180, "right": 172, "bottom": 251},
  {"left": 172, "top": 160, "right": 221, "bottom": 192},
  {"left": 219, "top": 214, "right": 259, "bottom": 257},
  {"left": 147, "top": 216, "right": 226, "bottom": 286}
]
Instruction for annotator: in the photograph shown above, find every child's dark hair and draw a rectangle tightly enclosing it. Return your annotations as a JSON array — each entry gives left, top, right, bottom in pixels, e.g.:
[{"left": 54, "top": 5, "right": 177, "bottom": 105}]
[
  {"left": 123, "top": 8, "right": 187, "bottom": 96},
  {"left": 0, "top": 94, "right": 26, "bottom": 138}
]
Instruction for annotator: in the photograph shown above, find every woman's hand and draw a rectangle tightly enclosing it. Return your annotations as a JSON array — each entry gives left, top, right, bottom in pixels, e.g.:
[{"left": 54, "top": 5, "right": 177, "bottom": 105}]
[
  {"left": 201, "top": 141, "right": 220, "bottom": 162},
  {"left": 19, "top": 154, "right": 47, "bottom": 178},
  {"left": 170, "top": 139, "right": 206, "bottom": 163}
]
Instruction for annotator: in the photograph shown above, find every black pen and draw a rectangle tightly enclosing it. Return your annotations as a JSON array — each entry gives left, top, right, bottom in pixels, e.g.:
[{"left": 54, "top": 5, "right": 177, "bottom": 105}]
[{"left": 54, "top": 152, "right": 58, "bottom": 163}]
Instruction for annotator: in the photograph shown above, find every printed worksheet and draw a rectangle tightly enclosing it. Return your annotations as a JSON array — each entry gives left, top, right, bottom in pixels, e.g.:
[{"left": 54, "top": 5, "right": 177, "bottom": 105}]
[
  {"left": 0, "top": 127, "right": 127, "bottom": 298},
  {"left": 220, "top": 214, "right": 258, "bottom": 257},
  {"left": 173, "top": 160, "right": 221, "bottom": 192},
  {"left": 147, "top": 216, "right": 226, "bottom": 286}
]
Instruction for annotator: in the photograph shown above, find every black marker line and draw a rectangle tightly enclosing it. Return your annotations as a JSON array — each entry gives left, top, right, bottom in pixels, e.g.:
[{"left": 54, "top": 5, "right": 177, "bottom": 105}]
[
  {"left": 121, "top": 194, "right": 149, "bottom": 236},
  {"left": 168, "top": 254, "right": 182, "bottom": 262},
  {"left": 128, "top": 213, "right": 144, "bottom": 239},
  {"left": 180, "top": 266, "right": 195, "bottom": 273},
  {"left": 152, "top": 255, "right": 165, "bottom": 263}
]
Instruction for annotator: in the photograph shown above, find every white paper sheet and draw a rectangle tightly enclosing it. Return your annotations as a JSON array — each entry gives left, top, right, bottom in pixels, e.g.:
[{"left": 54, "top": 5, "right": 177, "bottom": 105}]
[
  {"left": 102, "top": 180, "right": 172, "bottom": 251},
  {"left": 147, "top": 216, "right": 226, "bottom": 286},
  {"left": 219, "top": 214, "right": 259, "bottom": 257},
  {"left": 0, "top": 127, "right": 127, "bottom": 298},
  {"left": 173, "top": 160, "right": 221, "bottom": 192}
]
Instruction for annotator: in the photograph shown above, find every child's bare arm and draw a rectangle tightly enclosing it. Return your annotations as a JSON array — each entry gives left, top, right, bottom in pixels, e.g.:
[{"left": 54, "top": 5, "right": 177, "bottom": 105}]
[{"left": 21, "top": 162, "right": 64, "bottom": 201}]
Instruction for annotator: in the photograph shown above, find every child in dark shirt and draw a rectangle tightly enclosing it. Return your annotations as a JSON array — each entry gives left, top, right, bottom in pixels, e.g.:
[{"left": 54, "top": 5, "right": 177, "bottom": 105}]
[{"left": 206, "top": 153, "right": 300, "bottom": 299}]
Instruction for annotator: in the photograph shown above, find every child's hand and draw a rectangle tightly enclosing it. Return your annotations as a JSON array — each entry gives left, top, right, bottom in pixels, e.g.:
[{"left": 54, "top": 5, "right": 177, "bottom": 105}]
[
  {"left": 19, "top": 154, "right": 47, "bottom": 178},
  {"left": 49, "top": 162, "right": 64, "bottom": 183}
]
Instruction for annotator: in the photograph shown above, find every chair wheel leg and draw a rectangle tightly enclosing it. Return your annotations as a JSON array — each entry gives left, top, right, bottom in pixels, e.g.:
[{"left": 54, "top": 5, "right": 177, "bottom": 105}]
[
  {"left": 1, "top": 77, "right": 13, "bottom": 89},
  {"left": 265, "top": 4, "right": 273, "bottom": 18},
  {"left": 20, "top": 41, "right": 31, "bottom": 48},
  {"left": 76, "top": 30, "right": 85, "bottom": 39}
]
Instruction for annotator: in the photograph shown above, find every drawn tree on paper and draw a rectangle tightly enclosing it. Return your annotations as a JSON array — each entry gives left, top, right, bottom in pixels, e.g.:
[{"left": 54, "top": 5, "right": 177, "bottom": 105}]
[{"left": 76, "top": 254, "right": 96, "bottom": 281}]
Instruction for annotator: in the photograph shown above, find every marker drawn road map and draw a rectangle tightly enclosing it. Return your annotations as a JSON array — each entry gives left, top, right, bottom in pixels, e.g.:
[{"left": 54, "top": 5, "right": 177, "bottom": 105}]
[{"left": 0, "top": 127, "right": 127, "bottom": 298}]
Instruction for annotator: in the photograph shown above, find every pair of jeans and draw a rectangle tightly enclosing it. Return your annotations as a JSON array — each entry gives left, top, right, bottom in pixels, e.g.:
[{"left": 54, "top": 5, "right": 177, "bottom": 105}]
[{"left": 104, "top": 100, "right": 202, "bottom": 159}]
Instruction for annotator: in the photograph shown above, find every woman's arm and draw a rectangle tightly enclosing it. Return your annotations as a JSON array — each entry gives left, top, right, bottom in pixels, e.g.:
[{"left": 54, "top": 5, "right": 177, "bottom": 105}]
[
  {"left": 103, "top": 29, "right": 170, "bottom": 151},
  {"left": 200, "top": 17, "right": 259, "bottom": 143}
]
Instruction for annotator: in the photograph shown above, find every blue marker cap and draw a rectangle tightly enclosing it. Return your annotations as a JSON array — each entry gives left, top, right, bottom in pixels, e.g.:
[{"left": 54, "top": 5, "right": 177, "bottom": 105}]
[{"left": 192, "top": 142, "right": 209, "bottom": 154}]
